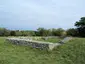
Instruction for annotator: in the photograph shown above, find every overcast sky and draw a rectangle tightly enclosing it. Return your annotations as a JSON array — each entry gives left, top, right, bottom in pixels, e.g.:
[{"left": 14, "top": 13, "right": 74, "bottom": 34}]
[{"left": 0, "top": 0, "right": 85, "bottom": 30}]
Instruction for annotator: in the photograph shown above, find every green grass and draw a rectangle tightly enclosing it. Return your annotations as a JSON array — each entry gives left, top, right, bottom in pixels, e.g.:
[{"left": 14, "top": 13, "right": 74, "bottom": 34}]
[
  {"left": 0, "top": 37, "right": 85, "bottom": 64},
  {"left": 33, "top": 38, "right": 62, "bottom": 43}
]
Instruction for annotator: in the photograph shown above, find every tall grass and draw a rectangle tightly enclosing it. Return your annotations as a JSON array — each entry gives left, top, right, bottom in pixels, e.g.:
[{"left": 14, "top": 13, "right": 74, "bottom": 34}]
[{"left": 0, "top": 37, "right": 85, "bottom": 64}]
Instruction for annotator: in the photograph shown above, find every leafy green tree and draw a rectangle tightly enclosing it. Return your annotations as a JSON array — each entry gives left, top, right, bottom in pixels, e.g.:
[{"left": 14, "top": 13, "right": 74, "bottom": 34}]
[
  {"left": 4, "top": 29, "right": 10, "bottom": 36},
  {"left": 21, "top": 31, "right": 28, "bottom": 36},
  {"left": 75, "top": 17, "right": 85, "bottom": 27},
  {"left": 47, "top": 29, "right": 53, "bottom": 36},
  {"left": 37, "top": 28, "right": 52, "bottom": 36},
  {"left": 37, "top": 28, "right": 46, "bottom": 36},
  {"left": 0, "top": 28, "right": 5, "bottom": 36},
  {"left": 29, "top": 31, "right": 36, "bottom": 36},
  {"left": 0, "top": 28, "right": 10, "bottom": 36},
  {"left": 66, "top": 28, "right": 77, "bottom": 36},
  {"left": 52, "top": 28, "right": 64, "bottom": 36},
  {"left": 42, "top": 29, "right": 50, "bottom": 36},
  {"left": 10, "top": 31, "right": 16, "bottom": 36},
  {"left": 51, "top": 28, "right": 57, "bottom": 36},
  {"left": 75, "top": 17, "right": 85, "bottom": 37},
  {"left": 56, "top": 28, "right": 64, "bottom": 36}
]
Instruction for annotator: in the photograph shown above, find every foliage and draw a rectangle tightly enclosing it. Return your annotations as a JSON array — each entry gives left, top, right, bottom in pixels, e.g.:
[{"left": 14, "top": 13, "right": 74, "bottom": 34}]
[
  {"left": 36, "top": 28, "right": 65, "bottom": 36},
  {"left": 3, "top": 29, "right": 10, "bottom": 36},
  {"left": 52, "top": 28, "right": 64, "bottom": 36},
  {"left": 75, "top": 17, "right": 85, "bottom": 27},
  {"left": 75, "top": 17, "right": 85, "bottom": 37},
  {"left": 66, "top": 28, "right": 77, "bottom": 36},
  {"left": 10, "top": 31, "right": 16, "bottom": 36},
  {"left": 0, "top": 28, "right": 10, "bottom": 36},
  {"left": 0, "top": 27, "right": 66, "bottom": 36},
  {"left": 15, "top": 30, "right": 22, "bottom": 36},
  {"left": 0, "top": 28, "right": 36, "bottom": 36},
  {"left": 21, "top": 31, "right": 36, "bottom": 36},
  {"left": 37, "top": 28, "right": 47, "bottom": 36}
]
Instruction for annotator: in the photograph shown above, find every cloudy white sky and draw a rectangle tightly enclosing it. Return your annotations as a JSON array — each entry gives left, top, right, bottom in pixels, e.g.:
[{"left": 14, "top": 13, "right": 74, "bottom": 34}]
[{"left": 0, "top": 0, "right": 85, "bottom": 30}]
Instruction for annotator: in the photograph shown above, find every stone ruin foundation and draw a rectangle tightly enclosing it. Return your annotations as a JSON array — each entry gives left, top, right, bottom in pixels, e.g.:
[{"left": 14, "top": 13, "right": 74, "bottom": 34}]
[{"left": 6, "top": 37, "right": 72, "bottom": 50}]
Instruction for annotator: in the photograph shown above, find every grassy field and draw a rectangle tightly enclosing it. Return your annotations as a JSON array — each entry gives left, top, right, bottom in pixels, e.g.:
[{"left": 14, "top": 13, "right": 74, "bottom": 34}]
[
  {"left": 0, "top": 37, "right": 85, "bottom": 64},
  {"left": 33, "top": 37, "right": 62, "bottom": 43}
]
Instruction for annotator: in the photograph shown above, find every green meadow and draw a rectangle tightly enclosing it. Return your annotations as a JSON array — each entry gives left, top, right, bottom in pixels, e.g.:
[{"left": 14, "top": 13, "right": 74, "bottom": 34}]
[{"left": 0, "top": 37, "right": 85, "bottom": 64}]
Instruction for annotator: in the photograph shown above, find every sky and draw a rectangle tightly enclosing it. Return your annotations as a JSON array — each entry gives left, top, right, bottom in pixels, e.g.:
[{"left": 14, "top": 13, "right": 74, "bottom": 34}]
[{"left": 0, "top": 0, "right": 85, "bottom": 30}]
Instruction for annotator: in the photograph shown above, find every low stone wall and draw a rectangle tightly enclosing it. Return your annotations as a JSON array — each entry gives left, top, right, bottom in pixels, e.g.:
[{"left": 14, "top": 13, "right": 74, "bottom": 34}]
[
  {"left": 6, "top": 37, "right": 72, "bottom": 50},
  {"left": 6, "top": 38, "right": 61, "bottom": 50}
]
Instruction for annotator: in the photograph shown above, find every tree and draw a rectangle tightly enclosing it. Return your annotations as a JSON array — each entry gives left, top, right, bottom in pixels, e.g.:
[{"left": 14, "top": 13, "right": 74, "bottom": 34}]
[
  {"left": 56, "top": 28, "right": 64, "bottom": 36},
  {"left": 29, "top": 31, "right": 36, "bottom": 36},
  {"left": 21, "top": 31, "right": 28, "bottom": 36},
  {"left": 66, "top": 28, "right": 77, "bottom": 36},
  {"left": 52, "top": 28, "right": 59, "bottom": 36},
  {"left": 37, "top": 28, "right": 46, "bottom": 36},
  {"left": 37, "top": 28, "right": 53, "bottom": 36},
  {"left": 10, "top": 31, "right": 16, "bottom": 36},
  {"left": 75, "top": 17, "right": 85, "bottom": 37},
  {"left": 47, "top": 29, "right": 53, "bottom": 36},
  {"left": 75, "top": 17, "right": 85, "bottom": 27},
  {"left": 4, "top": 29, "right": 10, "bottom": 36},
  {"left": 0, "top": 28, "right": 10, "bottom": 36},
  {"left": 0, "top": 28, "right": 5, "bottom": 36},
  {"left": 52, "top": 28, "right": 64, "bottom": 36}
]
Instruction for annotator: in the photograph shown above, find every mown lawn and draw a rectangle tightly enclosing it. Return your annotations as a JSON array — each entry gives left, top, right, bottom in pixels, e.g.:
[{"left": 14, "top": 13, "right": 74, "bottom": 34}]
[{"left": 0, "top": 37, "right": 85, "bottom": 64}]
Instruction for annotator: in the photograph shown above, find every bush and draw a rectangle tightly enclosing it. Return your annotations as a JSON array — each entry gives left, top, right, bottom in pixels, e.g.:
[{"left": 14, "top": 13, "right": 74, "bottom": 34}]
[
  {"left": 66, "top": 28, "right": 77, "bottom": 36},
  {"left": 52, "top": 28, "right": 64, "bottom": 36}
]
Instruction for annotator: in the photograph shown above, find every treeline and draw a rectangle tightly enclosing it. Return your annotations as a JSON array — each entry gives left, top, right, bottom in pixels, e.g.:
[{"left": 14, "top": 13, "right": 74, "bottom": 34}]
[
  {"left": 0, "top": 28, "right": 66, "bottom": 36},
  {"left": 0, "top": 28, "right": 35, "bottom": 36},
  {"left": 0, "top": 17, "right": 85, "bottom": 37},
  {"left": 0, "top": 27, "right": 78, "bottom": 37}
]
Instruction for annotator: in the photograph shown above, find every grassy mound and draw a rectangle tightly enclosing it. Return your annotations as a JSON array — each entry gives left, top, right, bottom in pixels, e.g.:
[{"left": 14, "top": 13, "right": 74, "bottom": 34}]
[{"left": 0, "top": 37, "right": 85, "bottom": 64}]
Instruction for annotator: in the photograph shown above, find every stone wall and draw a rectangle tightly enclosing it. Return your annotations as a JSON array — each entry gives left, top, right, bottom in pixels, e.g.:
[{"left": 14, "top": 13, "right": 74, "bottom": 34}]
[
  {"left": 6, "top": 38, "right": 61, "bottom": 50},
  {"left": 6, "top": 37, "right": 72, "bottom": 50}
]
